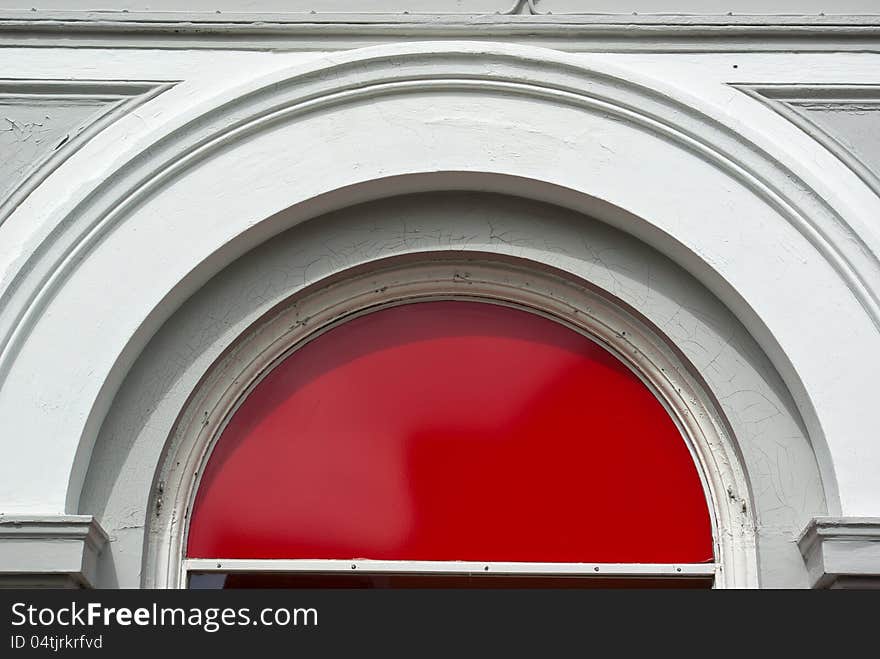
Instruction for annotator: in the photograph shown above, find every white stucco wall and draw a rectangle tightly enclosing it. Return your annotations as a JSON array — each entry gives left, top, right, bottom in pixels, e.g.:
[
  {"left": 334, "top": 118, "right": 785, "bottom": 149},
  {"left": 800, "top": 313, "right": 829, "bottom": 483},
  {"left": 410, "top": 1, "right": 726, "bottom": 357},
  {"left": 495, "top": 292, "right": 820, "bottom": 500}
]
[
  {"left": 77, "top": 192, "right": 824, "bottom": 587},
  {"left": 0, "top": 5, "right": 879, "bottom": 587}
]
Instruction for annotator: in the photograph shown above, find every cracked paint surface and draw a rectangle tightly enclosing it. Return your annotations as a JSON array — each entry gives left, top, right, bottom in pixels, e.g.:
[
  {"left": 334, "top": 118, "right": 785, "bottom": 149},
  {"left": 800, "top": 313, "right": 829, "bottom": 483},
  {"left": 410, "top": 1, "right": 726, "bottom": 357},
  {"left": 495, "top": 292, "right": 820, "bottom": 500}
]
[
  {"left": 0, "top": 98, "right": 110, "bottom": 207},
  {"left": 80, "top": 192, "right": 826, "bottom": 587},
  {"left": 795, "top": 105, "right": 880, "bottom": 180}
]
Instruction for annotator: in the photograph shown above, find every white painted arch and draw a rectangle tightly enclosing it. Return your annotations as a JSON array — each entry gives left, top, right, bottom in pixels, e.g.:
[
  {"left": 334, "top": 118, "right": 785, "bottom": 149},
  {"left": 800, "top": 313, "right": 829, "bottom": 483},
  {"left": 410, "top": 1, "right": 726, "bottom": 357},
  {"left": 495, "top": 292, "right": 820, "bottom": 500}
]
[
  {"left": 145, "top": 254, "right": 758, "bottom": 588},
  {"left": 1, "top": 41, "right": 879, "bottom": 524}
]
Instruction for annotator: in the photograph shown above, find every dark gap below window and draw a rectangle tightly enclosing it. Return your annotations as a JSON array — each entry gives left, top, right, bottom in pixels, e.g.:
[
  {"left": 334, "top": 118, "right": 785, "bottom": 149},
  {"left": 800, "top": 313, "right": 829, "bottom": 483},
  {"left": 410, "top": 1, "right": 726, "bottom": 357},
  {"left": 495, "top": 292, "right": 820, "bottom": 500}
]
[{"left": 188, "top": 572, "right": 713, "bottom": 589}]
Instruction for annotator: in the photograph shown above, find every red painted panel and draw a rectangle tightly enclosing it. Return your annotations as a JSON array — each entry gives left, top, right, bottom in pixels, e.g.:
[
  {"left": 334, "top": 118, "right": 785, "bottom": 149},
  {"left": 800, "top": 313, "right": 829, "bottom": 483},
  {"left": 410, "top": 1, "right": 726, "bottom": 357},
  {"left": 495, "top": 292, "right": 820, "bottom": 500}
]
[{"left": 187, "top": 301, "right": 713, "bottom": 563}]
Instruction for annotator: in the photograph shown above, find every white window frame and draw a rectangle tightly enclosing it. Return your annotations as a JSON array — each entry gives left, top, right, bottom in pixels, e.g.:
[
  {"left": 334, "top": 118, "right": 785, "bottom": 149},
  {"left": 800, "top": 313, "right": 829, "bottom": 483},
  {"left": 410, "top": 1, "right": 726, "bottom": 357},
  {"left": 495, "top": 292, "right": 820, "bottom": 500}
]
[
  {"left": 144, "top": 254, "right": 757, "bottom": 589},
  {"left": 183, "top": 560, "right": 719, "bottom": 587}
]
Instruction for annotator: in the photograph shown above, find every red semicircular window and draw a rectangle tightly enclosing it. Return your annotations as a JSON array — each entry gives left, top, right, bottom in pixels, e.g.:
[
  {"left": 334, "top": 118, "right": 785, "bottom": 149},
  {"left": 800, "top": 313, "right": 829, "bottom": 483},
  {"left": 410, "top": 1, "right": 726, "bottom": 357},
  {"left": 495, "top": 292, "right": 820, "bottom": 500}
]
[{"left": 187, "top": 301, "right": 713, "bottom": 563}]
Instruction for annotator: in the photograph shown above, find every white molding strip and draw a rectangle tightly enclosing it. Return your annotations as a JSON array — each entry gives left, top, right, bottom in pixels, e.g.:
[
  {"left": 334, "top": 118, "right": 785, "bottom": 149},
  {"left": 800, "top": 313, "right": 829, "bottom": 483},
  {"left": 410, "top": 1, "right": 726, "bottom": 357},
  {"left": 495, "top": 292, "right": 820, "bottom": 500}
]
[
  {"left": 736, "top": 83, "right": 880, "bottom": 201},
  {"left": 0, "top": 79, "right": 176, "bottom": 228},
  {"left": 5, "top": 47, "right": 880, "bottom": 409},
  {"left": 184, "top": 559, "right": 719, "bottom": 577},
  {"left": 0, "top": 515, "right": 108, "bottom": 588},
  {"left": 0, "top": 11, "right": 879, "bottom": 51},
  {"left": 798, "top": 517, "right": 880, "bottom": 589}
]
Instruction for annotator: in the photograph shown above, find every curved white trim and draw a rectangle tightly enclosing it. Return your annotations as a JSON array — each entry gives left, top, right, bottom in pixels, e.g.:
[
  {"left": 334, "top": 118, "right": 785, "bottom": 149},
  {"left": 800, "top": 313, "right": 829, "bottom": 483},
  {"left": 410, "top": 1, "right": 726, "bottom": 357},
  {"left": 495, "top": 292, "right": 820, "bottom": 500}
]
[
  {"left": 1, "top": 41, "right": 876, "bottom": 519},
  {"left": 735, "top": 83, "right": 880, "bottom": 201},
  {"left": 2, "top": 45, "right": 877, "bottom": 371},
  {"left": 146, "top": 256, "right": 757, "bottom": 589},
  {"left": 0, "top": 79, "right": 175, "bottom": 228}
]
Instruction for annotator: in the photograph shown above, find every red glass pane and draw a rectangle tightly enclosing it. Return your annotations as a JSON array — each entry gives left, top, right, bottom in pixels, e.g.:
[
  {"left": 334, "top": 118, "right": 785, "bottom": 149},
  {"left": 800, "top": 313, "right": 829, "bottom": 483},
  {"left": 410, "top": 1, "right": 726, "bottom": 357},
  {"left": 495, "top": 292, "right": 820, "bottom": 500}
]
[{"left": 187, "top": 301, "right": 713, "bottom": 563}]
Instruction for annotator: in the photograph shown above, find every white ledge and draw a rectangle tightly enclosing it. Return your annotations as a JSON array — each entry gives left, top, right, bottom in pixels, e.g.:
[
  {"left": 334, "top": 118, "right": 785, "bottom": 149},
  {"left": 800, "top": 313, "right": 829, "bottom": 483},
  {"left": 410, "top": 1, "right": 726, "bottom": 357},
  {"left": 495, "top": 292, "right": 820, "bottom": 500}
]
[
  {"left": 0, "top": 515, "right": 108, "bottom": 588},
  {"left": 1, "top": 11, "right": 879, "bottom": 51},
  {"left": 797, "top": 517, "right": 880, "bottom": 589}
]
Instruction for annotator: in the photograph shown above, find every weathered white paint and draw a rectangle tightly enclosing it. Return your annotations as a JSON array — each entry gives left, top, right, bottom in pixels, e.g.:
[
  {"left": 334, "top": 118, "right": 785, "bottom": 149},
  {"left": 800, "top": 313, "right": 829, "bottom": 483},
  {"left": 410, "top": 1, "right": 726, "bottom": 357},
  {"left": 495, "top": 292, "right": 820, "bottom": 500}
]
[
  {"left": 84, "top": 194, "right": 814, "bottom": 588},
  {"left": 2, "top": 41, "right": 878, "bottom": 514},
  {"left": 0, "top": 14, "right": 877, "bottom": 587},
  {"left": 797, "top": 106, "right": 880, "bottom": 180},
  {"left": 1, "top": 1, "right": 878, "bottom": 14},
  {"left": 798, "top": 518, "right": 880, "bottom": 588},
  {"left": 0, "top": 95, "right": 102, "bottom": 204},
  {"left": 140, "top": 253, "right": 757, "bottom": 588},
  {"left": 3, "top": 10, "right": 880, "bottom": 52},
  {"left": 0, "top": 515, "right": 107, "bottom": 588},
  {"left": 0, "top": 80, "right": 173, "bottom": 227},
  {"left": 734, "top": 84, "right": 880, "bottom": 202}
]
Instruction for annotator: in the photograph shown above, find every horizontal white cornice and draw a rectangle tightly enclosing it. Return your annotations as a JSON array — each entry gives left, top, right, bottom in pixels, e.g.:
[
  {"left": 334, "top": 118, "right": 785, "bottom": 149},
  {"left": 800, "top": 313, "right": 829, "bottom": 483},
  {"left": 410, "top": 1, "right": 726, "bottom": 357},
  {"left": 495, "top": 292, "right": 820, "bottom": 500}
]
[
  {"left": 0, "top": 11, "right": 879, "bottom": 51},
  {"left": 0, "top": 515, "right": 108, "bottom": 588},
  {"left": 798, "top": 517, "right": 880, "bottom": 588}
]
